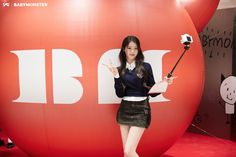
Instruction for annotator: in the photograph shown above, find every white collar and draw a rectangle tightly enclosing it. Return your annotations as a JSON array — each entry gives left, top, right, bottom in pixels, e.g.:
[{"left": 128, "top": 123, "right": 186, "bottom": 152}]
[{"left": 126, "top": 61, "right": 136, "bottom": 70}]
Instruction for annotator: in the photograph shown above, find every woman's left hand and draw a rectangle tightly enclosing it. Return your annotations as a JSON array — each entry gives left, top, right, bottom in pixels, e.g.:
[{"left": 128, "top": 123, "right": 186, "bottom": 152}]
[{"left": 164, "top": 76, "right": 177, "bottom": 85}]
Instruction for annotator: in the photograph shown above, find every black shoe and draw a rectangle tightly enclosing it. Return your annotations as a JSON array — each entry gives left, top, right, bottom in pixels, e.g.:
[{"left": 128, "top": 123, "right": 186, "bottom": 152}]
[
  {"left": 6, "top": 142, "right": 15, "bottom": 149},
  {"left": 0, "top": 139, "right": 4, "bottom": 146}
]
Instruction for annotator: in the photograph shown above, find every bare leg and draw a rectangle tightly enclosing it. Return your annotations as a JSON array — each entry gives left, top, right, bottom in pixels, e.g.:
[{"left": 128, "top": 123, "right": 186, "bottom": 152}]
[
  {"left": 124, "top": 126, "right": 145, "bottom": 157},
  {"left": 120, "top": 124, "right": 130, "bottom": 155}
]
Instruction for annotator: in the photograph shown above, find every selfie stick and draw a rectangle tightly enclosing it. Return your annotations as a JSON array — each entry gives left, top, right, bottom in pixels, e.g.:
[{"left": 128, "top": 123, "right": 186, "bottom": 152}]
[{"left": 167, "top": 34, "right": 193, "bottom": 78}]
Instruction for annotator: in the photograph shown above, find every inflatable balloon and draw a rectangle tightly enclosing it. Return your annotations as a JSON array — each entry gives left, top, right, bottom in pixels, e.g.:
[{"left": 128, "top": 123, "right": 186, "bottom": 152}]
[
  {"left": 0, "top": 0, "right": 217, "bottom": 156},
  {"left": 180, "top": 0, "right": 220, "bottom": 32}
]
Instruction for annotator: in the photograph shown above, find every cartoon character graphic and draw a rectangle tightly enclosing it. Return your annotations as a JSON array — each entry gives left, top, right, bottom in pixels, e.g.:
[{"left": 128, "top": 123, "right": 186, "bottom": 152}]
[{"left": 220, "top": 75, "right": 236, "bottom": 123}]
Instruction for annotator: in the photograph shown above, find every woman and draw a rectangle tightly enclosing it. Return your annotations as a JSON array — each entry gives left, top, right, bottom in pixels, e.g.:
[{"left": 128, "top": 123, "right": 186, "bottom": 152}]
[{"left": 105, "top": 35, "right": 172, "bottom": 157}]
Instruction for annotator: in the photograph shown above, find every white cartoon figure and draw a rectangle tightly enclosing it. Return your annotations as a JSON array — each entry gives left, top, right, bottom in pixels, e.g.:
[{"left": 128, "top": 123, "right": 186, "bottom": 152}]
[{"left": 220, "top": 75, "right": 236, "bottom": 116}]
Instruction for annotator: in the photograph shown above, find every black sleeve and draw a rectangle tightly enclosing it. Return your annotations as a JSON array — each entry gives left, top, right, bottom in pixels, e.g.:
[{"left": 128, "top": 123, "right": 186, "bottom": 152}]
[
  {"left": 114, "top": 77, "right": 125, "bottom": 98},
  {"left": 146, "top": 63, "right": 155, "bottom": 87}
]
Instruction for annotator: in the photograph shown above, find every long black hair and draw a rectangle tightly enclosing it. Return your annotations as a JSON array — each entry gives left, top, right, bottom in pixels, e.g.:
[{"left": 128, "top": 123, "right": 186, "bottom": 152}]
[{"left": 118, "top": 35, "right": 147, "bottom": 82}]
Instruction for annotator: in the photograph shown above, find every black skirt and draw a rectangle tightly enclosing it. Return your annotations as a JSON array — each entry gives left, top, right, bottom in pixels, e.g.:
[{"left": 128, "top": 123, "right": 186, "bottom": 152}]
[{"left": 116, "top": 99, "right": 151, "bottom": 128}]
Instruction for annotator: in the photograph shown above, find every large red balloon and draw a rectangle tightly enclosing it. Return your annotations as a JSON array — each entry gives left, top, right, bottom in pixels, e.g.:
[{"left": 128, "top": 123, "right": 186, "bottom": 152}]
[
  {"left": 0, "top": 0, "right": 207, "bottom": 156},
  {"left": 180, "top": 0, "right": 220, "bottom": 32}
]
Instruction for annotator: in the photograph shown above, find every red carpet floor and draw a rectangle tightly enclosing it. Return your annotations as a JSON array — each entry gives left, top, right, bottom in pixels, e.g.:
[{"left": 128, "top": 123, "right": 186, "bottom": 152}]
[
  {"left": 161, "top": 133, "right": 236, "bottom": 157},
  {"left": 0, "top": 132, "right": 236, "bottom": 157}
]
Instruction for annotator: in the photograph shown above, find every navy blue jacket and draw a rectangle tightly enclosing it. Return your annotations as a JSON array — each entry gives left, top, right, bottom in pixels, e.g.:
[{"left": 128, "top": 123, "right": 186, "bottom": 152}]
[{"left": 114, "top": 62, "right": 156, "bottom": 98}]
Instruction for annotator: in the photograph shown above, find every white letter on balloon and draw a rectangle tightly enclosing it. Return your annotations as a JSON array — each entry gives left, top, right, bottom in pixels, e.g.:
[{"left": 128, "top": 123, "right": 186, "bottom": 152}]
[
  {"left": 52, "top": 49, "right": 83, "bottom": 104},
  {"left": 11, "top": 50, "right": 47, "bottom": 103}
]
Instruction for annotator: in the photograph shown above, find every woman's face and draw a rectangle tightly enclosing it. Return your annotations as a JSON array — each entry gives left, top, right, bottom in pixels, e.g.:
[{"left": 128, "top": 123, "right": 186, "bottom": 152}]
[{"left": 125, "top": 41, "right": 138, "bottom": 63}]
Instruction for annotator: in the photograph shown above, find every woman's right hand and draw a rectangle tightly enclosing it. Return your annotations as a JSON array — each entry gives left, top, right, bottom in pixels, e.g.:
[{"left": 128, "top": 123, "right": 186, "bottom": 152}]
[
  {"left": 103, "top": 60, "right": 118, "bottom": 77},
  {"left": 163, "top": 76, "right": 177, "bottom": 85}
]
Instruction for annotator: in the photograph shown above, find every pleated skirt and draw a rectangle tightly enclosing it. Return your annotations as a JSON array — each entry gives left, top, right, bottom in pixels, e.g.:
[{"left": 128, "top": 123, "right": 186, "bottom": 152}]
[{"left": 116, "top": 99, "right": 151, "bottom": 128}]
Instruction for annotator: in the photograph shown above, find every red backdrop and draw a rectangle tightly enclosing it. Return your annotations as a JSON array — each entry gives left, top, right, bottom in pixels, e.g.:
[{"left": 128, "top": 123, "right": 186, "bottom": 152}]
[{"left": 0, "top": 0, "right": 218, "bottom": 156}]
